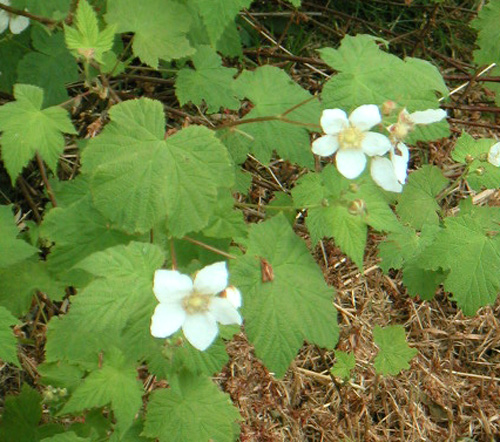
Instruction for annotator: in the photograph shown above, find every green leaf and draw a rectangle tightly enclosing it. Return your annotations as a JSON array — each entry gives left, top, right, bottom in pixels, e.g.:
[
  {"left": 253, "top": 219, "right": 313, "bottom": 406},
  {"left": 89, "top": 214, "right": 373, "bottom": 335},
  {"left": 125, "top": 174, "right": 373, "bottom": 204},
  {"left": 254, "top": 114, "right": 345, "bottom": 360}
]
[
  {"left": 105, "top": 0, "right": 194, "bottom": 68},
  {"left": 170, "top": 339, "right": 229, "bottom": 377},
  {"left": 0, "top": 260, "right": 64, "bottom": 316},
  {"left": 82, "top": 99, "right": 234, "bottom": 235},
  {"left": 419, "top": 209, "right": 500, "bottom": 315},
  {"left": 320, "top": 35, "right": 449, "bottom": 142},
  {"left": 0, "top": 32, "right": 30, "bottom": 94},
  {"left": 64, "top": 0, "right": 115, "bottom": 64},
  {"left": 67, "top": 409, "right": 112, "bottom": 441},
  {"left": 292, "top": 166, "right": 399, "bottom": 268},
  {"left": 45, "top": 315, "right": 103, "bottom": 369},
  {"left": 41, "top": 177, "right": 134, "bottom": 277},
  {"left": 62, "top": 348, "right": 144, "bottom": 434},
  {"left": 378, "top": 225, "right": 418, "bottom": 273},
  {"left": 18, "top": 28, "right": 79, "bottom": 106},
  {"left": 373, "top": 325, "right": 418, "bottom": 376},
  {"left": 232, "top": 215, "right": 339, "bottom": 378},
  {"left": 46, "top": 242, "right": 164, "bottom": 369},
  {"left": 202, "top": 189, "right": 246, "bottom": 239},
  {"left": 451, "top": 132, "right": 500, "bottom": 190},
  {"left": 41, "top": 433, "right": 91, "bottom": 442},
  {"left": 143, "top": 372, "right": 241, "bottom": 442},
  {"left": 472, "top": 0, "right": 500, "bottom": 65},
  {"left": 186, "top": 6, "right": 242, "bottom": 57},
  {"left": 0, "top": 306, "right": 19, "bottom": 367},
  {"left": 61, "top": 242, "right": 163, "bottom": 357},
  {"left": 267, "top": 193, "right": 296, "bottom": 225},
  {"left": 38, "top": 361, "right": 85, "bottom": 392},
  {"left": 378, "top": 224, "right": 445, "bottom": 299},
  {"left": 0, "top": 385, "right": 42, "bottom": 442},
  {"left": 0, "top": 205, "right": 37, "bottom": 268},
  {"left": 0, "top": 84, "right": 77, "bottom": 183},
  {"left": 193, "top": 0, "right": 252, "bottom": 46},
  {"left": 217, "top": 127, "right": 253, "bottom": 164},
  {"left": 109, "top": 420, "right": 150, "bottom": 442},
  {"left": 330, "top": 351, "right": 355, "bottom": 381},
  {"left": 396, "top": 165, "right": 448, "bottom": 229},
  {"left": 67, "top": 242, "right": 164, "bottom": 330},
  {"left": 232, "top": 66, "right": 321, "bottom": 168},
  {"left": 176, "top": 45, "right": 239, "bottom": 113},
  {"left": 402, "top": 265, "right": 446, "bottom": 301},
  {"left": 119, "top": 309, "right": 170, "bottom": 379}
]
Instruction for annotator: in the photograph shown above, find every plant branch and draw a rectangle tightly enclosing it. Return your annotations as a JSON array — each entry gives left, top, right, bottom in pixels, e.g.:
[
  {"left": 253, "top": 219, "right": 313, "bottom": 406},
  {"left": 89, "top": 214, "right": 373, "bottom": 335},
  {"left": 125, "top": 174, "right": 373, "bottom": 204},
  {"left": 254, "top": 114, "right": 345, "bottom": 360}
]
[
  {"left": 0, "top": 3, "right": 57, "bottom": 26},
  {"left": 170, "top": 238, "right": 178, "bottom": 270},
  {"left": 35, "top": 153, "right": 57, "bottom": 208},
  {"left": 17, "top": 177, "right": 42, "bottom": 223},
  {"left": 216, "top": 114, "right": 320, "bottom": 131},
  {"left": 182, "top": 236, "right": 237, "bottom": 260}
]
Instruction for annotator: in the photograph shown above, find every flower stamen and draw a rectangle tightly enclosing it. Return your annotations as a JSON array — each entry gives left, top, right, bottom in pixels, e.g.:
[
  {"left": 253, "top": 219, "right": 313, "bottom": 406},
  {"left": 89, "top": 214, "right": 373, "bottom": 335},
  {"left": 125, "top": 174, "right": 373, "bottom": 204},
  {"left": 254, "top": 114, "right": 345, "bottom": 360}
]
[
  {"left": 182, "top": 292, "right": 211, "bottom": 314},
  {"left": 338, "top": 126, "right": 365, "bottom": 150}
]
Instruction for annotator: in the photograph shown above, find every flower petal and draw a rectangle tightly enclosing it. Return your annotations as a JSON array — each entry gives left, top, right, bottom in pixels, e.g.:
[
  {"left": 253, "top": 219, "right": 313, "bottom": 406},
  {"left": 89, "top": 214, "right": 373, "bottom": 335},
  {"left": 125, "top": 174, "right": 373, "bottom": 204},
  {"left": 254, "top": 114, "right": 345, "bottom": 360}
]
[
  {"left": 336, "top": 149, "right": 367, "bottom": 179},
  {"left": 370, "top": 157, "right": 403, "bottom": 193},
  {"left": 392, "top": 143, "right": 410, "bottom": 183},
  {"left": 194, "top": 261, "right": 228, "bottom": 295},
  {"left": 488, "top": 142, "right": 500, "bottom": 167},
  {"left": 9, "top": 14, "right": 29, "bottom": 34},
  {"left": 153, "top": 269, "right": 193, "bottom": 303},
  {"left": 182, "top": 313, "right": 218, "bottom": 351},
  {"left": 209, "top": 297, "right": 242, "bottom": 326},
  {"left": 150, "top": 302, "right": 186, "bottom": 338},
  {"left": 223, "top": 286, "right": 242, "bottom": 308},
  {"left": 409, "top": 109, "right": 447, "bottom": 125},
  {"left": 320, "top": 109, "right": 348, "bottom": 134},
  {"left": 349, "top": 104, "right": 381, "bottom": 131},
  {"left": 0, "top": 11, "right": 9, "bottom": 33},
  {"left": 361, "top": 132, "right": 392, "bottom": 156},
  {"left": 312, "top": 134, "right": 339, "bottom": 157}
]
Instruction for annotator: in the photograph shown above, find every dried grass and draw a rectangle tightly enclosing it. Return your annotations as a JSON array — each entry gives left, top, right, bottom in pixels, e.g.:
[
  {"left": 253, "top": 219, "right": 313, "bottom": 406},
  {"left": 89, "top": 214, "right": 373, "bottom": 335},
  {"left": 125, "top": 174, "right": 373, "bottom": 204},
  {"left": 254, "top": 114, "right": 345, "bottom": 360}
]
[{"left": 219, "top": 243, "right": 500, "bottom": 441}]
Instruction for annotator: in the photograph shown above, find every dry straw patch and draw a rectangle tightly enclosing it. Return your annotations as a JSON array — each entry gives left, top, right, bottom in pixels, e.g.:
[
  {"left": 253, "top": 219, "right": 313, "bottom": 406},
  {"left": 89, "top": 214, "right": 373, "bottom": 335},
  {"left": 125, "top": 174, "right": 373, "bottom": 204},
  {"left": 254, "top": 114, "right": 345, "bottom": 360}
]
[{"left": 220, "top": 240, "right": 500, "bottom": 441}]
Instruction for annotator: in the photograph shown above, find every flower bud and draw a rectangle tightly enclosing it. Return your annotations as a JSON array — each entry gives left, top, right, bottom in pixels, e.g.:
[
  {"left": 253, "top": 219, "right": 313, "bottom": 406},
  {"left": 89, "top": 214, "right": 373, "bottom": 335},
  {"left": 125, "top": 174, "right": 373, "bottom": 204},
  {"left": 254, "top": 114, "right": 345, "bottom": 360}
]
[
  {"left": 348, "top": 183, "right": 359, "bottom": 193},
  {"left": 381, "top": 100, "right": 397, "bottom": 116},
  {"left": 321, "top": 198, "right": 329, "bottom": 207},
  {"left": 474, "top": 167, "right": 485, "bottom": 176},
  {"left": 464, "top": 154, "right": 474, "bottom": 164},
  {"left": 348, "top": 199, "right": 367, "bottom": 216},
  {"left": 478, "top": 152, "right": 488, "bottom": 162},
  {"left": 43, "top": 389, "right": 55, "bottom": 402}
]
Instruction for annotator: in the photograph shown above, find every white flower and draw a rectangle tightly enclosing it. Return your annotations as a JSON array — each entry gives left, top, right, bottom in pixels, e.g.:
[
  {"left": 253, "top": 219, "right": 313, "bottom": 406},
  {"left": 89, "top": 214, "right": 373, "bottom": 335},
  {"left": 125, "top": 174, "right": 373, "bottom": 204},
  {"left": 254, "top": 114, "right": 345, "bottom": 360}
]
[
  {"left": 389, "top": 108, "right": 447, "bottom": 140},
  {"left": 370, "top": 143, "right": 409, "bottom": 193},
  {"left": 0, "top": 0, "right": 29, "bottom": 34},
  {"left": 487, "top": 142, "right": 500, "bottom": 167},
  {"left": 150, "top": 262, "right": 242, "bottom": 351},
  {"left": 312, "top": 105, "right": 392, "bottom": 179}
]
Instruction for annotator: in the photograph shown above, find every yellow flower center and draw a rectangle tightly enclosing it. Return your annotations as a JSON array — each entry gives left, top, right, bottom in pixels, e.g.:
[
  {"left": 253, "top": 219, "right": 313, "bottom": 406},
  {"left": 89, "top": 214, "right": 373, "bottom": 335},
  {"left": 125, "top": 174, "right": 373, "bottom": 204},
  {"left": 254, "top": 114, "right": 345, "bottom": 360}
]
[
  {"left": 182, "top": 292, "right": 211, "bottom": 314},
  {"left": 390, "top": 122, "right": 410, "bottom": 141},
  {"left": 338, "top": 126, "right": 364, "bottom": 150}
]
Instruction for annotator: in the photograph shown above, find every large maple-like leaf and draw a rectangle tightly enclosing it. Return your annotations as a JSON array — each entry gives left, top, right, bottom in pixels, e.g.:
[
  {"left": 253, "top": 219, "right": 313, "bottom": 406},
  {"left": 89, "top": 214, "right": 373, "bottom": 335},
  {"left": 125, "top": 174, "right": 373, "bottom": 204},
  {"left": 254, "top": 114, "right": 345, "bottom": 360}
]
[{"left": 232, "top": 214, "right": 339, "bottom": 377}]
